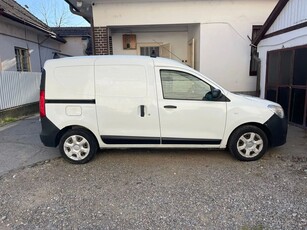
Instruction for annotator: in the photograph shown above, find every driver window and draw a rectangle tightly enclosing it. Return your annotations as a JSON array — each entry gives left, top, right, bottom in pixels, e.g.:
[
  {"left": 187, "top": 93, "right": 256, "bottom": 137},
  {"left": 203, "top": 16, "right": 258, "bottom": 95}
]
[{"left": 160, "top": 70, "right": 211, "bottom": 100}]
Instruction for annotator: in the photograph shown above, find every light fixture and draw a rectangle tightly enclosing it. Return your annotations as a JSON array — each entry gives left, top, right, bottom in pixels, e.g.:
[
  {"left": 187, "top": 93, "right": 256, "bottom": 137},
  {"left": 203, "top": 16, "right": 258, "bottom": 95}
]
[{"left": 76, "top": 0, "right": 83, "bottom": 8}]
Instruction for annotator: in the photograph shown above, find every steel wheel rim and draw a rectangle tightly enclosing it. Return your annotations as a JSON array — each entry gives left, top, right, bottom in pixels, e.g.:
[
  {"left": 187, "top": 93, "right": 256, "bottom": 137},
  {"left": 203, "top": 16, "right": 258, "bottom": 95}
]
[
  {"left": 237, "top": 132, "right": 263, "bottom": 158},
  {"left": 63, "top": 135, "right": 90, "bottom": 161}
]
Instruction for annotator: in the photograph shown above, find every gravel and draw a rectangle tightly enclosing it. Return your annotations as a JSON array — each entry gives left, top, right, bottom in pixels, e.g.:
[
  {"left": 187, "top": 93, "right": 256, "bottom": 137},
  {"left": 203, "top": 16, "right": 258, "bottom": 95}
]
[{"left": 0, "top": 127, "right": 306, "bottom": 229}]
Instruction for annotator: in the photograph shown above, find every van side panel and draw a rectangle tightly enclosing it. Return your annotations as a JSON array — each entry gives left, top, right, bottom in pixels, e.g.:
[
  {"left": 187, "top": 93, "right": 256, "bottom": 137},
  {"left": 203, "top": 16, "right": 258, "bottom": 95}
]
[
  {"left": 47, "top": 66, "right": 95, "bottom": 100},
  {"left": 43, "top": 61, "right": 101, "bottom": 145},
  {"left": 95, "top": 62, "right": 161, "bottom": 145}
]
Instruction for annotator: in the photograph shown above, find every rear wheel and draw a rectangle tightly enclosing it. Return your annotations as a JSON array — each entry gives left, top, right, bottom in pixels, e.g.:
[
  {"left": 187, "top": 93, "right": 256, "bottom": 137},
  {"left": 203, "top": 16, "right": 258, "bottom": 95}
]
[
  {"left": 228, "top": 125, "right": 268, "bottom": 161},
  {"left": 59, "top": 129, "right": 97, "bottom": 164}
]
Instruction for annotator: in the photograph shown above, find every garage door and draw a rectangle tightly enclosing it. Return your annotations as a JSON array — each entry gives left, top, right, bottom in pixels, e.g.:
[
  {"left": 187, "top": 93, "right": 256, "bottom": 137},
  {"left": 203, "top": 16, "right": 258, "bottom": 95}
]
[{"left": 265, "top": 46, "right": 307, "bottom": 128}]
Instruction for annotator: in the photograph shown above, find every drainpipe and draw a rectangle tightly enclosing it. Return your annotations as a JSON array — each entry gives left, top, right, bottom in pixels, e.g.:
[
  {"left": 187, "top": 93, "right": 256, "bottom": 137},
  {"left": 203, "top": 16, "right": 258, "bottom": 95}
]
[
  {"left": 37, "top": 35, "right": 42, "bottom": 70},
  {"left": 37, "top": 35, "right": 52, "bottom": 71},
  {"left": 253, "top": 53, "right": 261, "bottom": 97}
]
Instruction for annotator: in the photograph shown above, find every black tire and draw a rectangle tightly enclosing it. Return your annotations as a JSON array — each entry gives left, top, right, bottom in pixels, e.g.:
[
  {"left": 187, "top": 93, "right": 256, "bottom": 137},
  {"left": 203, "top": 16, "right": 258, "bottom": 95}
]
[
  {"left": 228, "top": 125, "right": 268, "bottom": 161},
  {"left": 59, "top": 129, "right": 98, "bottom": 164}
]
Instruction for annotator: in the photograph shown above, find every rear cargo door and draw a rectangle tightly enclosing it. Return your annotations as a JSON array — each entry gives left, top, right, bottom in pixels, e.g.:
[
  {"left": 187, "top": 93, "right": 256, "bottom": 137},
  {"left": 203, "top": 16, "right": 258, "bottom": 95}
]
[{"left": 95, "top": 61, "right": 161, "bottom": 145}]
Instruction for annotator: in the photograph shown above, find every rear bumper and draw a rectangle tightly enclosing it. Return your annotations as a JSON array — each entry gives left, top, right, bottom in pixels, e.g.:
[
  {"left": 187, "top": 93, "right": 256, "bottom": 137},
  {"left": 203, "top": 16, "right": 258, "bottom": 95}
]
[
  {"left": 40, "top": 117, "right": 60, "bottom": 147},
  {"left": 264, "top": 114, "right": 288, "bottom": 147}
]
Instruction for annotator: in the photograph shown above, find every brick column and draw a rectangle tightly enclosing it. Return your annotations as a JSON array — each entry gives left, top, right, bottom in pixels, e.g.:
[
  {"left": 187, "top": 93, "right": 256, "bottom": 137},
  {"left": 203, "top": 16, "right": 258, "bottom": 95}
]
[{"left": 93, "top": 27, "right": 109, "bottom": 55}]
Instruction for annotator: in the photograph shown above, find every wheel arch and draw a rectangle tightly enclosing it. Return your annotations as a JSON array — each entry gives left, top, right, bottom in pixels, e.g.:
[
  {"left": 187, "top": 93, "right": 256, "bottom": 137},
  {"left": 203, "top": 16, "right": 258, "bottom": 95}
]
[
  {"left": 55, "top": 125, "right": 99, "bottom": 148},
  {"left": 226, "top": 122, "right": 272, "bottom": 148}
]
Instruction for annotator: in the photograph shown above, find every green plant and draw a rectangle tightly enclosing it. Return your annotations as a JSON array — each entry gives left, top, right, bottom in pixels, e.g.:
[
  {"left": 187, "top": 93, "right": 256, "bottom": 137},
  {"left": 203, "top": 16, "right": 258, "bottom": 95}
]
[{"left": 0, "top": 117, "right": 18, "bottom": 126}]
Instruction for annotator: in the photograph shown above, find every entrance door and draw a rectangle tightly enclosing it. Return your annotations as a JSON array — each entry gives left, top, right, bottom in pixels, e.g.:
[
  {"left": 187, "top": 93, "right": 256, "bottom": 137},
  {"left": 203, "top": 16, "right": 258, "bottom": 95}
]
[
  {"left": 156, "top": 68, "right": 227, "bottom": 145},
  {"left": 266, "top": 47, "right": 307, "bottom": 128}
]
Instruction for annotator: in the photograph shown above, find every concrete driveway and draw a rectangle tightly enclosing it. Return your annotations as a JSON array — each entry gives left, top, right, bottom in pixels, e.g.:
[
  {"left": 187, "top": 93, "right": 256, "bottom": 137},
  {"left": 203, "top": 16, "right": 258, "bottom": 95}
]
[{"left": 0, "top": 115, "right": 60, "bottom": 176}]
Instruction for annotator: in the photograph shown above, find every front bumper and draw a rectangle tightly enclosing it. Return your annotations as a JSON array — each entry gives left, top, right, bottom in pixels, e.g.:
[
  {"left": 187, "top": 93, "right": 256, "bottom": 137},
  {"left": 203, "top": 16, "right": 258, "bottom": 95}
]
[{"left": 264, "top": 114, "right": 288, "bottom": 147}]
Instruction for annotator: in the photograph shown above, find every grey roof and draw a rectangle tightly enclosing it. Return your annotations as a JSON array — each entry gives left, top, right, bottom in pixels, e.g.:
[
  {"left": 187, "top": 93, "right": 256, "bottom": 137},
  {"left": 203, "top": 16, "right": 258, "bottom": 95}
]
[
  {"left": 0, "top": 0, "right": 65, "bottom": 43},
  {"left": 51, "top": 27, "right": 91, "bottom": 37}
]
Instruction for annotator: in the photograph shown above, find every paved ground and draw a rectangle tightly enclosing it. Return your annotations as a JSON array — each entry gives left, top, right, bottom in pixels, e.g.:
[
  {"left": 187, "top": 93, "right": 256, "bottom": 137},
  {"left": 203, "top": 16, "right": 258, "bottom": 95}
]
[
  {"left": 0, "top": 116, "right": 60, "bottom": 176},
  {"left": 0, "top": 117, "right": 306, "bottom": 229}
]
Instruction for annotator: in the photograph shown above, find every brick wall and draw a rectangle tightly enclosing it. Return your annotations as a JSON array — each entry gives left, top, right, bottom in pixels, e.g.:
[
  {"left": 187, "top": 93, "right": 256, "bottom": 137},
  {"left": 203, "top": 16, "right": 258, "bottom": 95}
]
[{"left": 93, "top": 27, "right": 109, "bottom": 55}]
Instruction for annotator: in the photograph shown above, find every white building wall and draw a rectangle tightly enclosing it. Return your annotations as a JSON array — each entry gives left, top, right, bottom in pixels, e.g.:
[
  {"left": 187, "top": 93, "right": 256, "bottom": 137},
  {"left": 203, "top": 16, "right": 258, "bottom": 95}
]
[
  {"left": 39, "top": 39, "right": 62, "bottom": 67},
  {"left": 188, "top": 24, "right": 200, "bottom": 71},
  {"left": 258, "top": 27, "right": 307, "bottom": 98},
  {"left": 60, "top": 37, "right": 88, "bottom": 56},
  {"left": 199, "top": 22, "right": 258, "bottom": 92},
  {"left": 0, "top": 33, "right": 38, "bottom": 71},
  {"left": 0, "top": 19, "right": 61, "bottom": 72},
  {"left": 93, "top": 1, "right": 277, "bottom": 27},
  {"left": 267, "top": 0, "right": 307, "bottom": 34},
  {"left": 93, "top": 0, "right": 277, "bottom": 92},
  {"left": 0, "top": 18, "right": 37, "bottom": 42},
  {"left": 112, "top": 31, "right": 188, "bottom": 63}
]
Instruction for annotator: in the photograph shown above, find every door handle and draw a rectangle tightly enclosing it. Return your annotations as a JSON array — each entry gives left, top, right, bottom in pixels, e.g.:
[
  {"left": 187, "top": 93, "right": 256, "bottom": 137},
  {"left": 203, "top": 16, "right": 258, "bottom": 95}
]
[
  {"left": 164, "top": 105, "right": 177, "bottom": 109},
  {"left": 140, "top": 105, "right": 145, "bottom": 117}
]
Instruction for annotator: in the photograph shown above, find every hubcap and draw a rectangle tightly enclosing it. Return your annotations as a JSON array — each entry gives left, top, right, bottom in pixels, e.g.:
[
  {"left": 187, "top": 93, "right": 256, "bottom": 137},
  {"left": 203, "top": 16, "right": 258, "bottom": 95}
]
[
  {"left": 237, "top": 132, "right": 263, "bottom": 158},
  {"left": 63, "top": 135, "right": 90, "bottom": 161}
]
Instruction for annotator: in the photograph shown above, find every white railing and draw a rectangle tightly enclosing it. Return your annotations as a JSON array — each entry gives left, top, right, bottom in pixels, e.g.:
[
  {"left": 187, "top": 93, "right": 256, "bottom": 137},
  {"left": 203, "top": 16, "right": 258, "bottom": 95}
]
[{"left": 0, "top": 71, "right": 41, "bottom": 110}]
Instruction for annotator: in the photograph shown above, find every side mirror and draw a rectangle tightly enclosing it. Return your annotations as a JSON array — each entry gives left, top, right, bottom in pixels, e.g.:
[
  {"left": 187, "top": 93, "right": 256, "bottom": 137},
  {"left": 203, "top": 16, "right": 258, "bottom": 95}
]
[
  {"left": 203, "top": 89, "right": 222, "bottom": 101},
  {"left": 211, "top": 89, "right": 221, "bottom": 98}
]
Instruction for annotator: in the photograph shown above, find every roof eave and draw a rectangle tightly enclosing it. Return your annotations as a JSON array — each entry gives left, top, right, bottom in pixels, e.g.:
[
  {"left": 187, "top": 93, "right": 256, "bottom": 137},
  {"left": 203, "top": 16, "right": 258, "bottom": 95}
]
[
  {"left": 253, "top": 0, "right": 289, "bottom": 45},
  {"left": 0, "top": 11, "right": 66, "bottom": 43},
  {"left": 64, "top": 0, "right": 91, "bottom": 23}
]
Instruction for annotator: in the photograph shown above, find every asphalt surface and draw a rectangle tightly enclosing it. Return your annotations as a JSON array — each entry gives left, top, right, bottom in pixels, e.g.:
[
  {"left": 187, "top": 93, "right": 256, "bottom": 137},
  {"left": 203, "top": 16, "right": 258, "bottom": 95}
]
[
  {"left": 0, "top": 116, "right": 60, "bottom": 176},
  {"left": 0, "top": 117, "right": 306, "bottom": 229}
]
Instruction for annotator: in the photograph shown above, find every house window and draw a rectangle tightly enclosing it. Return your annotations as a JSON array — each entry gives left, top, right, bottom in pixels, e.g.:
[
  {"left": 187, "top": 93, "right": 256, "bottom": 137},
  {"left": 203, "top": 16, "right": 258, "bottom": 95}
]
[
  {"left": 250, "top": 25, "right": 262, "bottom": 76},
  {"left": 140, "top": 46, "right": 160, "bottom": 57},
  {"left": 15, "top": 47, "right": 30, "bottom": 72}
]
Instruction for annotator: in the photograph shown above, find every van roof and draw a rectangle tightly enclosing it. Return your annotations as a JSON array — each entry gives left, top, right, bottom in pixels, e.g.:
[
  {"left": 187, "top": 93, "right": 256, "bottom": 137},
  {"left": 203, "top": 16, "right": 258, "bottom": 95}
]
[{"left": 44, "top": 55, "right": 189, "bottom": 69}]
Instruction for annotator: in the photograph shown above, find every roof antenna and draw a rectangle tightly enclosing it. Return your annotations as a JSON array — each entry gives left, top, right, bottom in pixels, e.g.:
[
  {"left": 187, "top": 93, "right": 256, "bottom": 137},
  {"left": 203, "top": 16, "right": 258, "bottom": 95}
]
[{"left": 150, "top": 49, "right": 157, "bottom": 58}]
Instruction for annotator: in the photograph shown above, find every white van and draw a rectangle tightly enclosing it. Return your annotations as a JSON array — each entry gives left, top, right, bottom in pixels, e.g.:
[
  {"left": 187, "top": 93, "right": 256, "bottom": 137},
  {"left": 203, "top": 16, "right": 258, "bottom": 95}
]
[{"left": 40, "top": 55, "right": 287, "bottom": 164}]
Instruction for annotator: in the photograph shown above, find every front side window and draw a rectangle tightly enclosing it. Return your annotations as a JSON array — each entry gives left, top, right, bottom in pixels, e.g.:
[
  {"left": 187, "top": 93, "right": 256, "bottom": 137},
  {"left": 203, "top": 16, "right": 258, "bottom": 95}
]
[
  {"left": 160, "top": 70, "right": 211, "bottom": 100},
  {"left": 15, "top": 47, "right": 30, "bottom": 72}
]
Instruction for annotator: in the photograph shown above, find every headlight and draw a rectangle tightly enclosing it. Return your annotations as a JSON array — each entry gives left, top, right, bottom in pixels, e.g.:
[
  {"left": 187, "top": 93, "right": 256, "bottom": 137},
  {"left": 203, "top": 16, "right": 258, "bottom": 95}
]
[{"left": 268, "top": 104, "right": 284, "bottom": 119}]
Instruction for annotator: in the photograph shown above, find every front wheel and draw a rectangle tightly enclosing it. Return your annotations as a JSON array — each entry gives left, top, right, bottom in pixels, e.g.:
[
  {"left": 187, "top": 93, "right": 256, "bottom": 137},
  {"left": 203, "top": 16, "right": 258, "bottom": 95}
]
[
  {"left": 228, "top": 125, "right": 268, "bottom": 161},
  {"left": 59, "top": 129, "right": 98, "bottom": 164}
]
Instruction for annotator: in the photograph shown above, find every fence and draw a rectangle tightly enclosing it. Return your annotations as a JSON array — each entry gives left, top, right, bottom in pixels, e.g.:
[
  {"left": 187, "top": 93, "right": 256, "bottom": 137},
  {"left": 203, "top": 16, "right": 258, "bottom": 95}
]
[{"left": 0, "top": 71, "right": 41, "bottom": 110}]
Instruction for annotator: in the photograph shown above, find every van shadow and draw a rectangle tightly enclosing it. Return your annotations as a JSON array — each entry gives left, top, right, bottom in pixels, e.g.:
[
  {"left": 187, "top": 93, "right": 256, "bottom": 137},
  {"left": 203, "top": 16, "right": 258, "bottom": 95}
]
[{"left": 95, "top": 148, "right": 233, "bottom": 161}]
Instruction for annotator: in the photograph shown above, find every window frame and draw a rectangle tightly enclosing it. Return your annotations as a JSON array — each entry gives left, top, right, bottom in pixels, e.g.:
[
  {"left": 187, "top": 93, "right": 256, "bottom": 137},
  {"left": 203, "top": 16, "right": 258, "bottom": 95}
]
[
  {"left": 249, "top": 25, "right": 262, "bottom": 76},
  {"left": 15, "top": 47, "right": 31, "bottom": 72},
  {"left": 159, "top": 69, "right": 213, "bottom": 101},
  {"left": 137, "top": 42, "right": 160, "bottom": 57}
]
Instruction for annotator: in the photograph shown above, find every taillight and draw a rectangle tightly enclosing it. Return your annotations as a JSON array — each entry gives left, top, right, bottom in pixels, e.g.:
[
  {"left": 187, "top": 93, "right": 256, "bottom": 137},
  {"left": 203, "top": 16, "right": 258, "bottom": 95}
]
[{"left": 40, "top": 90, "right": 46, "bottom": 117}]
